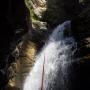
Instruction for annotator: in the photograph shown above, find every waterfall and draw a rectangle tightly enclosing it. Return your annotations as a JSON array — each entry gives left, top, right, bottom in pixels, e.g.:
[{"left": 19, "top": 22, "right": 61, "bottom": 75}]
[{"left": 23, "top": 21, "right": 77, "bottom": 90}]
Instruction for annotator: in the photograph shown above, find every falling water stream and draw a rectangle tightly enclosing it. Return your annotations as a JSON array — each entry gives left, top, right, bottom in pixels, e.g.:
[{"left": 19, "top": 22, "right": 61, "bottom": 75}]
[{"left": 23, "top": 21, "right": 77, "bottom": 90}]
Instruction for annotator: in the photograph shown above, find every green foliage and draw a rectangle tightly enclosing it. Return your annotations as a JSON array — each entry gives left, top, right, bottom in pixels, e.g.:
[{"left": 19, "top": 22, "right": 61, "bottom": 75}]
[{"left": 25, "top": 0, "right": 40, "bottom": 21}]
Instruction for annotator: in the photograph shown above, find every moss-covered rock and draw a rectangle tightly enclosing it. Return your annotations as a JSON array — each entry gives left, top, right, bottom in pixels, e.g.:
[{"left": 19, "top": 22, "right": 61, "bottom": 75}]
[{"left": 25, "top": 0, "right": 47, "bottom": 30}]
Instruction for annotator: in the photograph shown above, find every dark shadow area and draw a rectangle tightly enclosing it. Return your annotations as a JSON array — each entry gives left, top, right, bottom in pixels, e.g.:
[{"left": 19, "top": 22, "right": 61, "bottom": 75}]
[
  {"left": 0, "top": 0, "right": 31, "bottom": 89},
  {"left": 42, "top": 0, "right": 84, "bottom": 28},
  {"left": 71, "top": 8, "right": 90, "bottom": 58},
  {"left": 71, "top": 6, "right": 90, "bottom": 90}
]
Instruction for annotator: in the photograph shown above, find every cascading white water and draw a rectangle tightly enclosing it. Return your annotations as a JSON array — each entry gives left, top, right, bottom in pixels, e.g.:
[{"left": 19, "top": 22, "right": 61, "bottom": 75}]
[{"left": 23, "top": 21, "right": 77, "bottom": 90}]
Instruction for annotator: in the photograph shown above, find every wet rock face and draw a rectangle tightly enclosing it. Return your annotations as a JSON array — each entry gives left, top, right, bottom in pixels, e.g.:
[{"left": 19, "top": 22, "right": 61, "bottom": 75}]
[
  {"left": 14, "top": 40, "right": 37, "bottom": 89},
  {"left": 0, "top": 0, "right": 30, "bottom": 89}
]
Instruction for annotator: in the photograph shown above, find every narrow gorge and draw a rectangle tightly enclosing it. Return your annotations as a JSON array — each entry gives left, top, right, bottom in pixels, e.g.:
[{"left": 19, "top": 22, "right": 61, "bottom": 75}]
[{"left": 0, "top": 0, "right": 90, "bottom": 90}]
